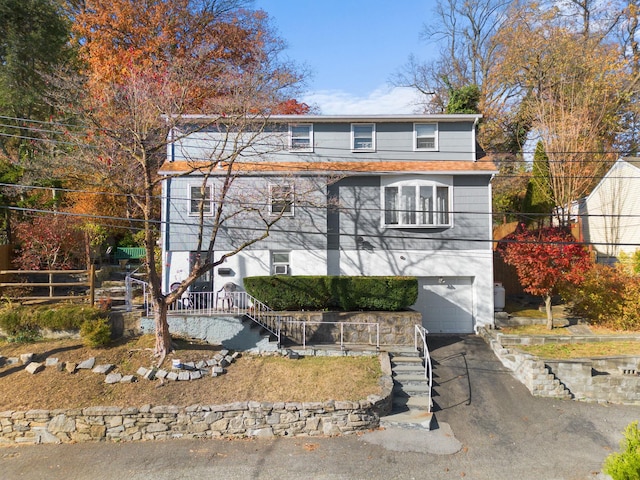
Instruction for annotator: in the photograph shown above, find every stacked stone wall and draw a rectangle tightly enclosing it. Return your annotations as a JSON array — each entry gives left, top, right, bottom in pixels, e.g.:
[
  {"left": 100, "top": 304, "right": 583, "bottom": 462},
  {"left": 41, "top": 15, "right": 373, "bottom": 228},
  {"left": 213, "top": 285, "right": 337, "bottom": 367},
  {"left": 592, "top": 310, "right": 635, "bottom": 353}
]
[
  {"left": 0, "top": 354, "right": 394, "bottom": 445},
  {"left": 480, "top": 327, "right": 640, "bottom": 405}
]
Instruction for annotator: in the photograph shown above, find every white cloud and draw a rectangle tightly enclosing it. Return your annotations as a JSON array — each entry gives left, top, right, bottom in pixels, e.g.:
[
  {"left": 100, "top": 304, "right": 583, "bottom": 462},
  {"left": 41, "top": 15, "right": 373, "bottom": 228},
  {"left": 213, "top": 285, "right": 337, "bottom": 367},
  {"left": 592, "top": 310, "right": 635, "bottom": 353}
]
[{"left": 303, "top": 86, "right": 423, "bottom": 115}]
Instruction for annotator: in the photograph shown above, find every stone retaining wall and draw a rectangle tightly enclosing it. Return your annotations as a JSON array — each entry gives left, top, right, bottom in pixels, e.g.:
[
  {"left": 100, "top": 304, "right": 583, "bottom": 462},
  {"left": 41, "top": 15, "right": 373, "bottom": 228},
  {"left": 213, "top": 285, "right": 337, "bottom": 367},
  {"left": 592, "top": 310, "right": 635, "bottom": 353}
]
[
  {"left": 480, "top": 328, "right": 640, "bottom": 405},
  {"left": 281, "top": 311, "right": 421, "bottom": 346},
  {"left": 0, "top": 355, "right": 394, "bottom": 445}
]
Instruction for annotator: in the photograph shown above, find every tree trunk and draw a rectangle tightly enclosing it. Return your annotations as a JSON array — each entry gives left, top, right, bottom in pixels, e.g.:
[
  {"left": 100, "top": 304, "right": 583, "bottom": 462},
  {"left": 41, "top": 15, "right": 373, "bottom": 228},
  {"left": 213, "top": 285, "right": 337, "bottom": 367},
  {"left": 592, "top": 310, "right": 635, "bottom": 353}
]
[
  {"left": 153, "top": 299, "right": 172, "bottom": 366},
  {"left": 544, "top": 294, "right": 553, "bottom": 330}
]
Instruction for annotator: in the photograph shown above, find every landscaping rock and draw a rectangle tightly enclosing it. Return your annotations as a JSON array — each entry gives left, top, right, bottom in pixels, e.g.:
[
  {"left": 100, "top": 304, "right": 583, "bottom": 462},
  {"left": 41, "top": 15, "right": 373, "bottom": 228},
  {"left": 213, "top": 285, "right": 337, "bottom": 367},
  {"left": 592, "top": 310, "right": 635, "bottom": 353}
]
[
  {"left": 105, "top": 373, "right": 122, "bottom": 384},
  {"left": 155, "top": 369, "right": 168, "bottom": 379},
  {"left": 136, "top": 367, "right": 148, "bottom": 377},
  {"left": 45, "top": 357, "right": 59, "bottom": 367},
  {"left": 120, "top": 375, "right": 136, "bottom": 383},
  {"left": 92, "top": 364, "right": 114, "bottom": 375},
  {"left": 190, "top": 370, "right": 202, "bottom": 380},
  {"left": 65, "top": 362, "right": 77, "bottom": 374},
  {"left": 6, "top": 357, "right": 19, "bottom": 366},
  {"left": 77, "top": 358, "right": 96, "bottom": 370},
  {"left": 166, "top": 372, "right": 178, "bottom": 381},
  {"left": 211, "top": 366, "right": 225, "bottom": 377},
  {"left": 143, "top": 368, "right": 157, "bottom": 380},
  {"left": 20, "top": 353, "right": 34, "bottom": 365},
  {"left": 196, "top": 360, "right": 207, "bottom": 370},
  {"left": 178, "top": 371, "right": 190, "bottom": 381},
  {"left": 25, "top": 362, "right": 44, "bottom": 374},
  {"left": 183, "top": 361, "right": 196, "bottom": 371}
]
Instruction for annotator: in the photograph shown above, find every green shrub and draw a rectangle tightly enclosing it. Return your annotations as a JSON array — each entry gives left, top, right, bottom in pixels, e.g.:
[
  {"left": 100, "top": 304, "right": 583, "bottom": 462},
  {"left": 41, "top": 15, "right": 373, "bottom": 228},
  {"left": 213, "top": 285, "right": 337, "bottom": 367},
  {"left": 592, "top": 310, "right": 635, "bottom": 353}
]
[
  {"left": 244, "top": 276, "right": 418, "bottom": 311},
  {"left": 80, "top": 318, "right": 112, "bottom": 347},
  {"left": 0, "top": 308, "right": 40, "bottom": 342},
  {"left": 603, "top": 421, "right": 640, "bottom": 480},
  {"left": 336, "top": 277, "right": 418, "bottom": 311},
  {"left": 0, "top": 304, "right": 105, "bottom": 342},
  {"left": 244, "top": 276, "right": 331, "bottom": 310}
]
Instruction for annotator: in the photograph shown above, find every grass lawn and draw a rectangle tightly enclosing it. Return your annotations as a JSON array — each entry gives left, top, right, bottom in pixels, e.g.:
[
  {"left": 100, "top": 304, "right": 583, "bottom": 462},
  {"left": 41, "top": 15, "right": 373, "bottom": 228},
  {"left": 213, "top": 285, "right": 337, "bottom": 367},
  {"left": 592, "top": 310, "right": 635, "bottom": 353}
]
[
  {"left": 499, "top": 323, "right": 640, "bottom": 359},
  {"left": 517, "top": 341, "right": 640, "bottom": 359},
  {"left": 0, "top": 335, "right": 383, "bottom": 411}
]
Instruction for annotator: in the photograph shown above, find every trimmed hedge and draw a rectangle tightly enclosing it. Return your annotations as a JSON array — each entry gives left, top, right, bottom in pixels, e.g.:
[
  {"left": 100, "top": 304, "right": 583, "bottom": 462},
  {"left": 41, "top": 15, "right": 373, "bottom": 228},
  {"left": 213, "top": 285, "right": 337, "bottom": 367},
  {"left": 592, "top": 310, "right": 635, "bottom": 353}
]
[{"left": 244, "top": 276, "right": 418, "bottom": 311}]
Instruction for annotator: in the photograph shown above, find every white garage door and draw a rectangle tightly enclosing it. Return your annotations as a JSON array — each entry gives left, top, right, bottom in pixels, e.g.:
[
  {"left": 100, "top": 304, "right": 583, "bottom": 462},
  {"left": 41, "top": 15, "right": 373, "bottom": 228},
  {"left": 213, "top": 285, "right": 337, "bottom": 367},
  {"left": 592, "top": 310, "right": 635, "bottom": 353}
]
[{"left": 414, "top": 277, "right": 474, "bottom": 334}]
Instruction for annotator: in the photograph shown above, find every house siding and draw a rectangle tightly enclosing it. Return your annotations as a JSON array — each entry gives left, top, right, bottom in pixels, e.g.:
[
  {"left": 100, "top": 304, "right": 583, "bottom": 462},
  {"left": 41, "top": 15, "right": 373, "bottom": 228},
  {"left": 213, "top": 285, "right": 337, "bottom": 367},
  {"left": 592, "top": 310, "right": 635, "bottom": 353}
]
[
  {"left": 160, "top": 114, "right": 496, "bottom": 332},
  {"left": 172, "top": 121, "right": 477, "bottom": 163},
  {"left": 581, "top": 159, "right": 640, "bottom": 258}
]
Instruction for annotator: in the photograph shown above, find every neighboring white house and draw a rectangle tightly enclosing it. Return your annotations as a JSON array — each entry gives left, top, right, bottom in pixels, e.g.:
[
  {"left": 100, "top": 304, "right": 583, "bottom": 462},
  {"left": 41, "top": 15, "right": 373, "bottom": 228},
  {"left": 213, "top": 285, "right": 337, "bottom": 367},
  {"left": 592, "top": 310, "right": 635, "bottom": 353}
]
[
  {"left": 159, "top": 114, "right": 498, "bottom": 334},
  {"left": 578, "top": 157, "right": 640, "bottom": 261}
]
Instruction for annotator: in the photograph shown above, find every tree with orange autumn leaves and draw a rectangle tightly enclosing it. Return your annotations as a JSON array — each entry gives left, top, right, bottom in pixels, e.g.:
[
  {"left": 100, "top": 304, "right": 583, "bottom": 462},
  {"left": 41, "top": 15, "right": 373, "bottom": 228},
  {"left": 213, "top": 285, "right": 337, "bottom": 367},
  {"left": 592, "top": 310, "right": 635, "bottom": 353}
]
[{"left": 51, "top": 0, "right": 305, "bottom": 361}]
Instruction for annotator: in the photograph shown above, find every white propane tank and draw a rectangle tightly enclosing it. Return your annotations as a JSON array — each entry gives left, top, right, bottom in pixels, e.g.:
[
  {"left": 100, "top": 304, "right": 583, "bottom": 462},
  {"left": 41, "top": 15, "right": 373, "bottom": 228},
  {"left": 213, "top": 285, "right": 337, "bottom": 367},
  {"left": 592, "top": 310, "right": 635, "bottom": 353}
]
[{"left": 494, "top": 282, "right": 506, "bottom": 311}]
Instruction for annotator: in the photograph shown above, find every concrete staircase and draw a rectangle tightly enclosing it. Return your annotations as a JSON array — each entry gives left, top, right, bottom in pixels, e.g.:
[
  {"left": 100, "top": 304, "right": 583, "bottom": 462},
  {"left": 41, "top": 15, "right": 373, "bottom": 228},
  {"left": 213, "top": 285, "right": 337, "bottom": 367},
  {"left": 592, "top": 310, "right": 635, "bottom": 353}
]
[{"left": 380, "top": 348, "right": 434, "bottom": 430}]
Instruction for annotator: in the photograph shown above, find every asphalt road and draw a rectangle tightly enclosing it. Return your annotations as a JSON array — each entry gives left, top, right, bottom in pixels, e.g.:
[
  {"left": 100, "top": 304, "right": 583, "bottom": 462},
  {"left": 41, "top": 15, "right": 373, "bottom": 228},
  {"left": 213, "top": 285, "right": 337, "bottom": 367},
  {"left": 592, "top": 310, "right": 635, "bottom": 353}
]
[{"left": 1, "top": 335, "right": 638, "bottom": 480}]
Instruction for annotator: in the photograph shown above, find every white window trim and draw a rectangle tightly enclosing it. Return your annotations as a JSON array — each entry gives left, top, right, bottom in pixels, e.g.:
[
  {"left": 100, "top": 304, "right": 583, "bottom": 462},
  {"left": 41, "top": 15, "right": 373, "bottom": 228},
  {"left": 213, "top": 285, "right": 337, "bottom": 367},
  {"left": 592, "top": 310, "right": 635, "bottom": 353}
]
[
  {"left": 381, "top": 176, "right": 453, "bottom": 228},
  {"left": 414, "top": 122, "right": 438, "bottom": 151},
  {"left": 271, "top": 251, "right": 291, "bottom": 275},
  {"left": 269, "top": 184, "right": 295, "bottom": 217},
  {"left": 289, "top": 123, "right": 313, "bottom": 152},
  {"left": 188, "top": 183, "right": 214, "bottom": 217},
  {"left": 351, "top": 123, "right": 376, "bottom": 152}
]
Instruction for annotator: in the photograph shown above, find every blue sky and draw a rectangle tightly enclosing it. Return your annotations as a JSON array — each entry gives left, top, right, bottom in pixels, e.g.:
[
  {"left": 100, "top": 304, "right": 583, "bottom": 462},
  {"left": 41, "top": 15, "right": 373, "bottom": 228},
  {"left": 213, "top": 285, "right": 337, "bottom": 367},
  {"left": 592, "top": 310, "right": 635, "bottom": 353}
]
[{"left": 253, "top": 0, "right": 437, "bottom": 114}]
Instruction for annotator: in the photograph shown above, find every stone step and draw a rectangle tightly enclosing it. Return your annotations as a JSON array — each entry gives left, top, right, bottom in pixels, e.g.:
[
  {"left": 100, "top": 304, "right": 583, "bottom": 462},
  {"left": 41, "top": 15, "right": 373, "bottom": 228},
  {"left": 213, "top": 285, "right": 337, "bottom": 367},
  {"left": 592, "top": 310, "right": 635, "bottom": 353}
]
[
  {"left": 380, "top": 409, "right": 434, "bottom": 430},
  {"left": 394, "top": 383, "right": 432, "bottom": 395},
  {"left": 391, "top": 356, "right": 424, "bottom": 366},
  {"left": 392, "top": 364, "right": 425, "bottom": 374},
  {"left": 392, "top": 395, "right": 432, "bottom": 411},
  {"left": 389, "top": 350, "right": 421, "bottom": 358},
  {"left": 394, "top": 373, "right": 427, "bottom": 383}
]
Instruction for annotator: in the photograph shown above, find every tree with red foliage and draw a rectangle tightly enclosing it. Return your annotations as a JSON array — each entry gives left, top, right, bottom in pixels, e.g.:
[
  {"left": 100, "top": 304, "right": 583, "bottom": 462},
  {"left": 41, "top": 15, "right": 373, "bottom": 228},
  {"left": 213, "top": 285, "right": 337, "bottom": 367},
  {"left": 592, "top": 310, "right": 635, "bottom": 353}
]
[
  {"left": 13, "top": 215, "right": 84, "bottom": 270},
  {"left": 499, "top": 225, "right": 592, "bottom": 329}
]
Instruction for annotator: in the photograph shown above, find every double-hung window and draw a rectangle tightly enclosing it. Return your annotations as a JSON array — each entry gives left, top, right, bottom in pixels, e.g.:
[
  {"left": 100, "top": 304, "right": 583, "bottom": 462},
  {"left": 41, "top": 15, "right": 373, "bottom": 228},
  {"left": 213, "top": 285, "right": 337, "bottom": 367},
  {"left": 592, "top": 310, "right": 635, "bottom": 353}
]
[
  {"left": 352, "top": 123, "right": 375, "bottom": 151},
  {"left": 383, "top": 177, "right": 452, "bottom": 227},
  {"left": 269, "top": 184, "right": 294, "bottom": 216},
  {"left": 289, "top": 124, "right": 313, "bottom": 151},
  {"left": 189, "top": 184, "right": 213, "bottom": 216},
  {"left": 414, "top": 123, "right": 438, "bottom": 150}
]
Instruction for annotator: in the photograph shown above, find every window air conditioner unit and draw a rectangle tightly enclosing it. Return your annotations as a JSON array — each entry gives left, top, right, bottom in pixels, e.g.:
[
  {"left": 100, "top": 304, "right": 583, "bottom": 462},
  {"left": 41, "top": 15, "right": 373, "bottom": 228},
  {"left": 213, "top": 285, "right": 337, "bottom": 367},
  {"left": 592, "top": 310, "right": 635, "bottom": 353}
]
[{"left": 274, "top": 265, "right": 289, "bottom": 275}]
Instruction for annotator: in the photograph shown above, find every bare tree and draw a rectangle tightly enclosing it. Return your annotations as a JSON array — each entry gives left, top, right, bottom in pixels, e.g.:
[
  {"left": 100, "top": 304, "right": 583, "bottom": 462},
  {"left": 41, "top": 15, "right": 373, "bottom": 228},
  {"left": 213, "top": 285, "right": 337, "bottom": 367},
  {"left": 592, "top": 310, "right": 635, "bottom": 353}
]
[
  {"left": 48, "top": 1, "right": 305, "bottom": 362},
  {"left": 393, "top": 0, "right": 512, "bottom": 114}
]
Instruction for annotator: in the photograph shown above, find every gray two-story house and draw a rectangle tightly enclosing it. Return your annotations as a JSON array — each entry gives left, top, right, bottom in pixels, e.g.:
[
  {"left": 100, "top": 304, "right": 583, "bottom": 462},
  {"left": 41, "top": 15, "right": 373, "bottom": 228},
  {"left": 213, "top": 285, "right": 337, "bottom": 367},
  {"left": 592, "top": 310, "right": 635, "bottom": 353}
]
[{"left": 159, "top": 114, "right": 498, "bottom": 333}]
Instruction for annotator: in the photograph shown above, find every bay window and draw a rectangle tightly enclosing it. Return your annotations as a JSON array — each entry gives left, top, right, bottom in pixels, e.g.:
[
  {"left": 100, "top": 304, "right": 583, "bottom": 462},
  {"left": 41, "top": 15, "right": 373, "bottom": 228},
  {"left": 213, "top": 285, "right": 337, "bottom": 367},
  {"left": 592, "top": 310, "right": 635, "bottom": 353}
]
[{"left": 382, "top": 177, "right": 452, "bottom": 227}]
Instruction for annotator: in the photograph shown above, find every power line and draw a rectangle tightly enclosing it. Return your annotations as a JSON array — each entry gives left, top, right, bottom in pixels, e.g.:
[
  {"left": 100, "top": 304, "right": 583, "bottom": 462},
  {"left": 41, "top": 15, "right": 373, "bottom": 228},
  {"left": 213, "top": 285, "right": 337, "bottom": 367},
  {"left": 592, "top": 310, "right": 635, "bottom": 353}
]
[
  {"left": 3, "top": 204, "right": 640, "bottom": 250},
  {"left": 2, "top": 113, "right": 639, "bottom": 159},
  {"left": 3, "top": 181, "right": 640, "bottom": 221}
]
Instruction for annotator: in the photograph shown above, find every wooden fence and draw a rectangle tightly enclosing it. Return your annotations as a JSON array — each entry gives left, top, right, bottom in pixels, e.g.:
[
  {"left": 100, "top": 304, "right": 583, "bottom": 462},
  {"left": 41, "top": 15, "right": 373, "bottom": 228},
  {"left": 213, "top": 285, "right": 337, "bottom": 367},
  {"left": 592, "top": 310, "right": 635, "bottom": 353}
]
[{"left": 0, "top": 266, "right": 95, "bottom": 306}]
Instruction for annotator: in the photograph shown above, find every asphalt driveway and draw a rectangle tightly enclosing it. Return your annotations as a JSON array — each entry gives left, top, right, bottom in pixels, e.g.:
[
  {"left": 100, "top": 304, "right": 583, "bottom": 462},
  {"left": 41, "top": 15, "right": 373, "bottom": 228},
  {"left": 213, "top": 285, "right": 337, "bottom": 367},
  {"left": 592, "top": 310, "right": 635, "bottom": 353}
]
[{"left": 1, "top": 335, "right": 638, "bottom": 480}]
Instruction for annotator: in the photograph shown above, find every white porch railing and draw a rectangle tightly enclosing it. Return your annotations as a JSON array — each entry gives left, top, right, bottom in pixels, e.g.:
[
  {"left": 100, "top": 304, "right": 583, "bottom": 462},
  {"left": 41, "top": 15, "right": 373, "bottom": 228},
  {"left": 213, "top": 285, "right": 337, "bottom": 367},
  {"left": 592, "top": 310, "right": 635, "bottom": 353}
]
[
  {"left": 142, "top": 286, "right": 385, "bottom": 351},
  {"left": 145, "top": 289, "right": 283, "bottom": 346},
  {"left": 414, "top": 325, "right": 433, "bottom": 413}
]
